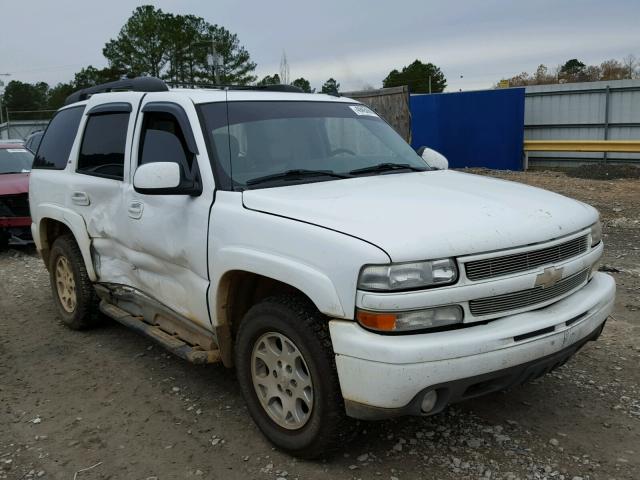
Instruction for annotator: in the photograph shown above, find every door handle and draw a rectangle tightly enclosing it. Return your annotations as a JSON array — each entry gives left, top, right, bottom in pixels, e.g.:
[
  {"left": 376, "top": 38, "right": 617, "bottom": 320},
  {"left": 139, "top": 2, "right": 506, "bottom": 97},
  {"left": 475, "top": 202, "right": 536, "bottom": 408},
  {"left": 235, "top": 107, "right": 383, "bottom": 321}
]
[
  {"left": 71, "top": 191, "right": 90, "bottom": 206},
  {"left": 128, "top": 201, "right": 144, "bottom": 219}
]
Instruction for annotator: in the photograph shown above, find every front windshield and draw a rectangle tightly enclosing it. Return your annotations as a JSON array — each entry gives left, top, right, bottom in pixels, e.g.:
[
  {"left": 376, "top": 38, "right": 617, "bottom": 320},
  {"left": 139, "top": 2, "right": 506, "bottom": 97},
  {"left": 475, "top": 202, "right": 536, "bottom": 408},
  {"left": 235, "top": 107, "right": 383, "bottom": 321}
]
[
  {"left": 0, "top": 148, "right": 34, "bottom": 174},
  {"left": 199, "top": 101, "right": 429, "bottom": 189}
]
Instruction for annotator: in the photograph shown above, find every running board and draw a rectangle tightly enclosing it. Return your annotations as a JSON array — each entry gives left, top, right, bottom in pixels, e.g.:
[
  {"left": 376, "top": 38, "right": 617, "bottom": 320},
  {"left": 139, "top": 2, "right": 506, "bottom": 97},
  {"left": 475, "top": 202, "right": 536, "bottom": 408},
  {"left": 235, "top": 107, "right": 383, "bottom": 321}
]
[{"left": 99, "top": 301, "right": 221, "bottom": 365}]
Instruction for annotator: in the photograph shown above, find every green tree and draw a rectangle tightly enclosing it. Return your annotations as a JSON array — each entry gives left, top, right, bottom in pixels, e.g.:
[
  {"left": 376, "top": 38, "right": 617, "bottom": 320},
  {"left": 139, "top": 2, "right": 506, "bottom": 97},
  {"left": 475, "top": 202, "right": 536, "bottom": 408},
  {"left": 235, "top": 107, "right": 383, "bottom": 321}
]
[
  {"left": 47, "top": 83, "right": 75, "bottom": 110},
  {"left": 73, "top": 66, "right": 123, "bottom": 89},
  {"left": 103, "top": 5, "right": 170, "bottom": 77},
  {"left": 164, "top": 14, "right": 210, "bottom": 83},
  {"left": 383, "top": 60, "right": 446, "bottom": 93},
  {"left": 257, "top": 74, "right": 281, "bottom": 86},
  {"left": 291, "top": 77, "right": 313, "bottom": 93},
  {"left": 205, "top": 24, "right": 257, "bottom": 85},
  {"left": 103, "top": 5, "right": 257, "bottom": 85},
  {"left": 559, "top": 58, "right": 586, "bottom": 82},
  {"left": 2, "top": 81, "right": 49, "bottom": 112},
  {"left": 321, "top": 78, "right": 340, "bottom": 95}
]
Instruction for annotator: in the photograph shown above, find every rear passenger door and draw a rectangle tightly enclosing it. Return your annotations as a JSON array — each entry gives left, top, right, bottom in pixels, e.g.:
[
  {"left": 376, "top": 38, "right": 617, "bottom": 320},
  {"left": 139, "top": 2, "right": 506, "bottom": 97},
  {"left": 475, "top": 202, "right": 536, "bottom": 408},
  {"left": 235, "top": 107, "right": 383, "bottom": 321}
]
[
  {"left": 67, "top": 94, "right": 142, "bottom": 277},
  {"left": 120, "top": 94, "right": 215, "bottom": 330}
]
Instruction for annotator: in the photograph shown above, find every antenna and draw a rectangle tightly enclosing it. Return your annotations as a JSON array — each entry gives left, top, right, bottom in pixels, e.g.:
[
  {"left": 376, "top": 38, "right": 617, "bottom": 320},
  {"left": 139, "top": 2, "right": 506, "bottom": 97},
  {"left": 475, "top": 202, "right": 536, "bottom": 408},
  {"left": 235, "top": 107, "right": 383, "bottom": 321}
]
[{"left": 280, "top": 51, "right": 290, "bottom": 85}]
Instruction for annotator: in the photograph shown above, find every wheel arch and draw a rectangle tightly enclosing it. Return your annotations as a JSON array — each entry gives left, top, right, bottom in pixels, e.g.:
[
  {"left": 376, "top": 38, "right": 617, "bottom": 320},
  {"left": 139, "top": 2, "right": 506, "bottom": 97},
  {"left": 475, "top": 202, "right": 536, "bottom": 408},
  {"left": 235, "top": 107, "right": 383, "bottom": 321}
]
[
  {"left": 213, "top": 265, "right": 343, "bottom": 367},
  {"left": 35, "top": 205, "right": 96, "bottom": 281}
]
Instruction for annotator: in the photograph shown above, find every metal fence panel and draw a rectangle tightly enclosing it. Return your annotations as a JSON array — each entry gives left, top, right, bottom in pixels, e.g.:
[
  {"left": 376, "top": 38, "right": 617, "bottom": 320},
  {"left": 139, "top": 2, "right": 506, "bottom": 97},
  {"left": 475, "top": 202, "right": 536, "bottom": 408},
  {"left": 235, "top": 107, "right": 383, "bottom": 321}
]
[
  {"left": 410, "top": 88, "right": 525, "bottom": 170},
  {"left": 524, "top": 79, "right": 640, "bottom": 164}
]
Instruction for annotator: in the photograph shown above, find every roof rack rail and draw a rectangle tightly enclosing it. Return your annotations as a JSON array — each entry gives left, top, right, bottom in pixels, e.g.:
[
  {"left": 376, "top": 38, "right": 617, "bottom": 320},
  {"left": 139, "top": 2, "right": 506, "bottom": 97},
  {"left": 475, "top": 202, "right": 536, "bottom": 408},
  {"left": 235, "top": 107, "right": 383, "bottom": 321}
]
[
  {"left": 232, "top": 84, "right": 304, "bottom": 93},
  {"left": 63, "top": 77, "right": 308, "bottom": 106},
  {"left": 64, "top": 76, "right": 169, "bottom": 106},
  {"left": 166, "top": 81, "right": 304, "bottom": 93}
]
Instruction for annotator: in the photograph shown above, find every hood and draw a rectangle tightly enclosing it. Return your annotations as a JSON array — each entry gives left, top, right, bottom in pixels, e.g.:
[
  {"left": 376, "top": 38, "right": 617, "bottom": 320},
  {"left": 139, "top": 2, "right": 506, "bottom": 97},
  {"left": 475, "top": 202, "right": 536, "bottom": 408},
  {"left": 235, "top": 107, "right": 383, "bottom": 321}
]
[
  {"left": 0, "top": 173, "right": 29, "bottom": 196},
  {"left": 242, "top": 170, "right": 598, "bottom": 262}
]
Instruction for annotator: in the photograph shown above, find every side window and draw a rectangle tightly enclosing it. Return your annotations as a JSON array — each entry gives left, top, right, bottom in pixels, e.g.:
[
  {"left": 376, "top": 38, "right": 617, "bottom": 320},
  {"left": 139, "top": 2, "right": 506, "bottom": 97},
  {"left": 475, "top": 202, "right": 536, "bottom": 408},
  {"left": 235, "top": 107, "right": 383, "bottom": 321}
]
[
  {"left": 33, "top": 106, "right": 84, "bottom": 169},
  {"left": 77, "top": 112, "right": 129, "bottom": 180},
  {"left": 138, "top": 111, "right": 195, "bottom": 180}
]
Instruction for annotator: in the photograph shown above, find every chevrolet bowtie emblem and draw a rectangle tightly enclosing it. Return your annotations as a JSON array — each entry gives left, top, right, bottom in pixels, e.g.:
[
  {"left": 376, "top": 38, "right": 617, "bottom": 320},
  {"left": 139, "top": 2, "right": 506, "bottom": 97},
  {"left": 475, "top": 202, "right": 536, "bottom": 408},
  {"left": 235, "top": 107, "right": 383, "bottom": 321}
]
[{"left": 535, "top": 266, "right": 564, "bottom": 288}]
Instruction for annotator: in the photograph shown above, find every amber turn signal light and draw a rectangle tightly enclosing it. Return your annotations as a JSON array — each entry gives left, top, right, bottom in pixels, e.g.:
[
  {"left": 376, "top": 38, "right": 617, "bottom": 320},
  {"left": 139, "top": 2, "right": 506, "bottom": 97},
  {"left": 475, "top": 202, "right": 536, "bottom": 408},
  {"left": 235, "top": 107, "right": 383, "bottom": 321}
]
[{"left": 356, "top": 310, "right": 397, "bottom": 331}]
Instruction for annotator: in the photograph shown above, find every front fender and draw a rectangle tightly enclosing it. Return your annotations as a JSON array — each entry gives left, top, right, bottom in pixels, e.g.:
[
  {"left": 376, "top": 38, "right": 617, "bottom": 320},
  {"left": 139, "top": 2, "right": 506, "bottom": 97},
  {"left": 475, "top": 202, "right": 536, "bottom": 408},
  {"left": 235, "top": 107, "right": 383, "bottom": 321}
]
[
  {"left": 208, "top": 191, "right": 391, "bottom": 326},
  {"left": 34, "top": 204, "right": 97, "bottom": 281},
  {"left": 212, "top": 246, "right": 345, "bottom": 317}
]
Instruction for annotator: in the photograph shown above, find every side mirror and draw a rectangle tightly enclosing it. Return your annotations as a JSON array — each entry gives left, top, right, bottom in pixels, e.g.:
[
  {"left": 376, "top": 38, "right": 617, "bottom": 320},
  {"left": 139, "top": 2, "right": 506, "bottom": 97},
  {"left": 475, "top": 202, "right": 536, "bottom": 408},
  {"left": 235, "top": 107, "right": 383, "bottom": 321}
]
[
  {"left": 134, "top": 162, "right": 201, "bottom": 195},
  {"left": 418, "top": 146, "right": 449, "bottom": 170}
]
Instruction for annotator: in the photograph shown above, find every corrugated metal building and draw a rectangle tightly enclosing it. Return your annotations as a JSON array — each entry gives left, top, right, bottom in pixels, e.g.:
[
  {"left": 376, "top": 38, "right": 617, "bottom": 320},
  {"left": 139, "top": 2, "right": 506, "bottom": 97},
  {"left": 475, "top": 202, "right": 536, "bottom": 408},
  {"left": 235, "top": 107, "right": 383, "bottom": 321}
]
[{"left": 525, "top": 79, "right": 640, "bottom": 164}]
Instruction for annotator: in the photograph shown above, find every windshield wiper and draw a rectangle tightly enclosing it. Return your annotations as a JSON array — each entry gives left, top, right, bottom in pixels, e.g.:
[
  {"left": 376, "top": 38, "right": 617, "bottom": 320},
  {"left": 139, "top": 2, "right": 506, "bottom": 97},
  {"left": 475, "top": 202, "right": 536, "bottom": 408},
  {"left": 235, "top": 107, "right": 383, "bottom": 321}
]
[
  {"left": 348, "top": 163, "right": 427, "bottom": 176},
  {"left": 246, "top": 169, "right": 350, "bottom": 187}
]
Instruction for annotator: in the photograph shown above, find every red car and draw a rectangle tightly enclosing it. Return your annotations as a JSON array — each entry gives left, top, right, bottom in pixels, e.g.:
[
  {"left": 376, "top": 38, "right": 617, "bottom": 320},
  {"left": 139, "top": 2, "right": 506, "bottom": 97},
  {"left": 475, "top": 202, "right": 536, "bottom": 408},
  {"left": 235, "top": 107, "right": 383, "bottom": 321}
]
[{"left": 0, "top": 143, "right": 33, "bottom": 247}]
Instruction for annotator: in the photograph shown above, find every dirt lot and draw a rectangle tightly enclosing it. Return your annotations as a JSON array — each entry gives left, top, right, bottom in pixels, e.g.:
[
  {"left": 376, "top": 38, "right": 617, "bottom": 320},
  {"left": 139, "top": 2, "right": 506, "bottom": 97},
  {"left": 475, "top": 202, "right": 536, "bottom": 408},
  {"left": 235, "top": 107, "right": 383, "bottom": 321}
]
[{"left": 1, "top": 170, "right": 639, "bottom": 480}]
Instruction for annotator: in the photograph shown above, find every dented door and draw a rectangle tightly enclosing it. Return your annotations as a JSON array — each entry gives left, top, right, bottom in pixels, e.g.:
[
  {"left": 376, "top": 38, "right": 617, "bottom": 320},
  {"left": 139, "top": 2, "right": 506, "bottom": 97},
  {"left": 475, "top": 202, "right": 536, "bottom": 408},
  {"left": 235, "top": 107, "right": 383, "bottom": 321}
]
[
  {"left": 117, "top": 93, "right": 216, "bottom": 330},
  {"left": 67, "top": 93, "right": 144, "bottom": 280}
]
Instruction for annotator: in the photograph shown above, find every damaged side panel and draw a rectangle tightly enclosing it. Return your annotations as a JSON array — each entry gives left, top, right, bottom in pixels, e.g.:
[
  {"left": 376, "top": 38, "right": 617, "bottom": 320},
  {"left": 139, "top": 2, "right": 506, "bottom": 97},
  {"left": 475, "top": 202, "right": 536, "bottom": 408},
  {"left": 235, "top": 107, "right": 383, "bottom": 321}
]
[
  {"left": 65, "top": 91, "right": 216, "bottom": 333},
  {"left": 110, "top": 92, "right": 216, "bottom": 331},
  {"left": 92, "top": 200, "right": 211, "bottom": 329}
]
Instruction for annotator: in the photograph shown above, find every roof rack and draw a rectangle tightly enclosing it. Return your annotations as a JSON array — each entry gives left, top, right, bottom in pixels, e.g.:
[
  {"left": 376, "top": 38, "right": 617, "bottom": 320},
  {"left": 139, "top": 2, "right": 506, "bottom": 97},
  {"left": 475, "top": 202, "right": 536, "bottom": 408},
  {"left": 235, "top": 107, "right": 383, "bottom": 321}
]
[
  {"left": 63, "top": 77, "right": 307, "bottom": 106},
  {"left": 64, "top": 77, "right": 169, "bottom": 106},
  {"left": 167, "top": 81, "right": 304, "bottom": 93}
]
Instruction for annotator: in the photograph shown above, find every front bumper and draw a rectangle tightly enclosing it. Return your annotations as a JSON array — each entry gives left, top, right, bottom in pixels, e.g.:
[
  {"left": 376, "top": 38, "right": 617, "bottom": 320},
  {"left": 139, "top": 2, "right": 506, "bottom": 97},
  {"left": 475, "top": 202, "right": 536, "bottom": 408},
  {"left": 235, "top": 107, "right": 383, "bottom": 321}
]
[{"left": 329, "top": 272, "right": 615, "bottom": 419}]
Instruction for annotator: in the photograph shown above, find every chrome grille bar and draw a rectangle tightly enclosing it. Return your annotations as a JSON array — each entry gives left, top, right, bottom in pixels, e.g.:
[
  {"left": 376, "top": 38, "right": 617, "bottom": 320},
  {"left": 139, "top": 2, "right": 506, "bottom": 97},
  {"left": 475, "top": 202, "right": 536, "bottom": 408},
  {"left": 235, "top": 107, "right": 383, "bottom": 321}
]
[
  {"left": 465, "top": 235, "right": 589, "bottom": 281},
  {"left": 469, "top": 269, "right": 589, "bottom": 316}
]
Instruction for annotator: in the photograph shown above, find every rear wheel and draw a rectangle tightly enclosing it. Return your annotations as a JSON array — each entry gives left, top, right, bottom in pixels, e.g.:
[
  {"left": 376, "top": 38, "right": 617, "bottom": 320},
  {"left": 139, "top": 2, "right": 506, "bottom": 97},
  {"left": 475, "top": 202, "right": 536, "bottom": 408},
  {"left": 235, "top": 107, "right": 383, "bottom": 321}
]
[
  {"left": 234, "top": 294, "right": 350, "bottom": 459},
  {"left": 48, "top": 234, "right": 101, "bottom": 329}
]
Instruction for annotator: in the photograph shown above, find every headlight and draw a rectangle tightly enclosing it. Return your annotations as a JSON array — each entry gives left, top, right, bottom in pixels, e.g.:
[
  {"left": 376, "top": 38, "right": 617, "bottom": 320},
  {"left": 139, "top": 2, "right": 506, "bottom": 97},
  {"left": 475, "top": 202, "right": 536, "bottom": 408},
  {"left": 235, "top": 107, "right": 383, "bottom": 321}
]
[
  {"left": 357, "top": 305, "right": 464, "bottom": 332},
  {"left": 591, "top": 219, "right": 602, "bottom": 247},
  {"left": 358, "top": 258, "right": 458, "bottom": 291}
]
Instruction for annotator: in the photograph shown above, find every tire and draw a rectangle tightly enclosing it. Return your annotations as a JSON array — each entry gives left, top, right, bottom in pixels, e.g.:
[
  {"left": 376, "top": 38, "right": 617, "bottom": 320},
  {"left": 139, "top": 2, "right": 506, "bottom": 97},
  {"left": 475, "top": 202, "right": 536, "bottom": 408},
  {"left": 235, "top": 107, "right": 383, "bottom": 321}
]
[
  {"left": 48, "top": 234, "right": 101, "bottom": 330},
  {"left": 0, "top": 231, "right": 8, "bottom": 250},
  {"left": 234, "top": 294, "right": 351, "bottom": 459}
]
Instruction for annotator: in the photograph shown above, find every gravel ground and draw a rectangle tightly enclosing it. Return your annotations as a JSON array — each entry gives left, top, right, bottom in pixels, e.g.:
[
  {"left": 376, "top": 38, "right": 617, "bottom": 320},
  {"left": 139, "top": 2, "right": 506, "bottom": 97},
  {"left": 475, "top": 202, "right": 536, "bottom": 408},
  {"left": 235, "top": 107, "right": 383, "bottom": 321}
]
[{"left": 1, "top": 169, "right": 638, "bottom": 480}]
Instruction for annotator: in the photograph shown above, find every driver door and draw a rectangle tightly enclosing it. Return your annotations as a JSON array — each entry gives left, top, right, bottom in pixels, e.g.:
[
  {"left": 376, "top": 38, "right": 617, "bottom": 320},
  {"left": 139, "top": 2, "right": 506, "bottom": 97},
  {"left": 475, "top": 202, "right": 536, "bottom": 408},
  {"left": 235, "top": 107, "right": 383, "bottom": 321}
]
[{"left": 119, "top": 95, "right": 215, "bottom": 329}]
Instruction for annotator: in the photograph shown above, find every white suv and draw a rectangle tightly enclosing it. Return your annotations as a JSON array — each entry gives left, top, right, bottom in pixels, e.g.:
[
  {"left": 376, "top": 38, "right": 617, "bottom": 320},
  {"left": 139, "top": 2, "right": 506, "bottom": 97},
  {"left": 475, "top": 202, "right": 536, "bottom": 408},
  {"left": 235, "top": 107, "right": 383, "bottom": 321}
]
[{"left": 29, "top": 77, "right": 615, "bottom": 458}]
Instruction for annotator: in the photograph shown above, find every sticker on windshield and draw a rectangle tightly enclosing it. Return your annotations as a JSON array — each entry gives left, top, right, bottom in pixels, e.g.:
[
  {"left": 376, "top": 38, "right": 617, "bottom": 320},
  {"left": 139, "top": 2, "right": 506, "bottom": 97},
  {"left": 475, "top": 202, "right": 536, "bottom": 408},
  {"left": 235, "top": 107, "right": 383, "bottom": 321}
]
[
  {"left": 349, "top": 105, "right": 378, "bottom": 117},
  {"left": 7, "top": 149, "right": 28, "bottom": 153}
]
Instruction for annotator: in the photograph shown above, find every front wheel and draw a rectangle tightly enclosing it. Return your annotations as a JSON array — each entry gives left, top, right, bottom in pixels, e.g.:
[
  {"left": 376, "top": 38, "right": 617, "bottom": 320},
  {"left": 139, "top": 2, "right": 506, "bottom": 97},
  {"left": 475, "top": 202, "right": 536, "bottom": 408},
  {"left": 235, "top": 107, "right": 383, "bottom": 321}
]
[{"left": 234, "top": 295, "right": 350, "bottom": 458}]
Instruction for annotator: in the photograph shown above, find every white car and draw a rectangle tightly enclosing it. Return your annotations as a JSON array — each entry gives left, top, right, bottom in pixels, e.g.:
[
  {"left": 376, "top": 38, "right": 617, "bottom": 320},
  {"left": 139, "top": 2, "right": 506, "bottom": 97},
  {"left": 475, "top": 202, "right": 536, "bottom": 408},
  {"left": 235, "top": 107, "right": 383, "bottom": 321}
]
[{"left": 29, "top": 77, "right": 615, "bottom": 458}]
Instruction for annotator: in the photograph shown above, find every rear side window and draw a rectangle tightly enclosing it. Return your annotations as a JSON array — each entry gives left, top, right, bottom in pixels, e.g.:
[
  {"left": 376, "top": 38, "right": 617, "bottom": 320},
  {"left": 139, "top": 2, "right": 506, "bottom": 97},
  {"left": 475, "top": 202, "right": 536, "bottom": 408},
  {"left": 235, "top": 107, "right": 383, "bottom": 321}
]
[
  {"left": 33, "top": 106, "right": 84, "bottom": 170},
  {"left": 77, "top": 112, "right": 130, "bottom": 180}
]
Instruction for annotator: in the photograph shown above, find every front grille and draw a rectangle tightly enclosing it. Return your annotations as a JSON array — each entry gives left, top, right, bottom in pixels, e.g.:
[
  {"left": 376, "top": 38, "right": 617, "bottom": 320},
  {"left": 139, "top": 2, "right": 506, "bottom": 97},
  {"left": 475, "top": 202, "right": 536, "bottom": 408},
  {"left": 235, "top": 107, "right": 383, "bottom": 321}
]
[
  {"left": 469, "top": 269, "right": 589, "bottom": 316},
  {"left": 465, "top": 234, "right": 589, "bottom": 281},
  {"left": 0, "top": 194, "right": 30, "bottom": 217}
]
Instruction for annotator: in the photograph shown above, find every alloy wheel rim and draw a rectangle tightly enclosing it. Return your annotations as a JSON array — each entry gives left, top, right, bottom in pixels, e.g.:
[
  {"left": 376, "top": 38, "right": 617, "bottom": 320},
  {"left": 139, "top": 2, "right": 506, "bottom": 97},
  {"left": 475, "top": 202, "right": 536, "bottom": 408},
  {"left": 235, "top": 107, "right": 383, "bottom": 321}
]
[
  {"left": 55, "top": 256, "right": 77, "bottom": 313},
  {"left": 251, "top": 331, "right": 314, "bottom": 430}
]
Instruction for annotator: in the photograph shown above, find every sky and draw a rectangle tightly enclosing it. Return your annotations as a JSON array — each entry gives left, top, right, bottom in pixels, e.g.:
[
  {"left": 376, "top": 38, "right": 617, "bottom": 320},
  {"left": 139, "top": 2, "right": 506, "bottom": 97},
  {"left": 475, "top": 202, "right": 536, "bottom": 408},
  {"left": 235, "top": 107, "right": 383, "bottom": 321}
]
[{"left": 1, "top": 0, "right": 639, "bottom": 93}]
